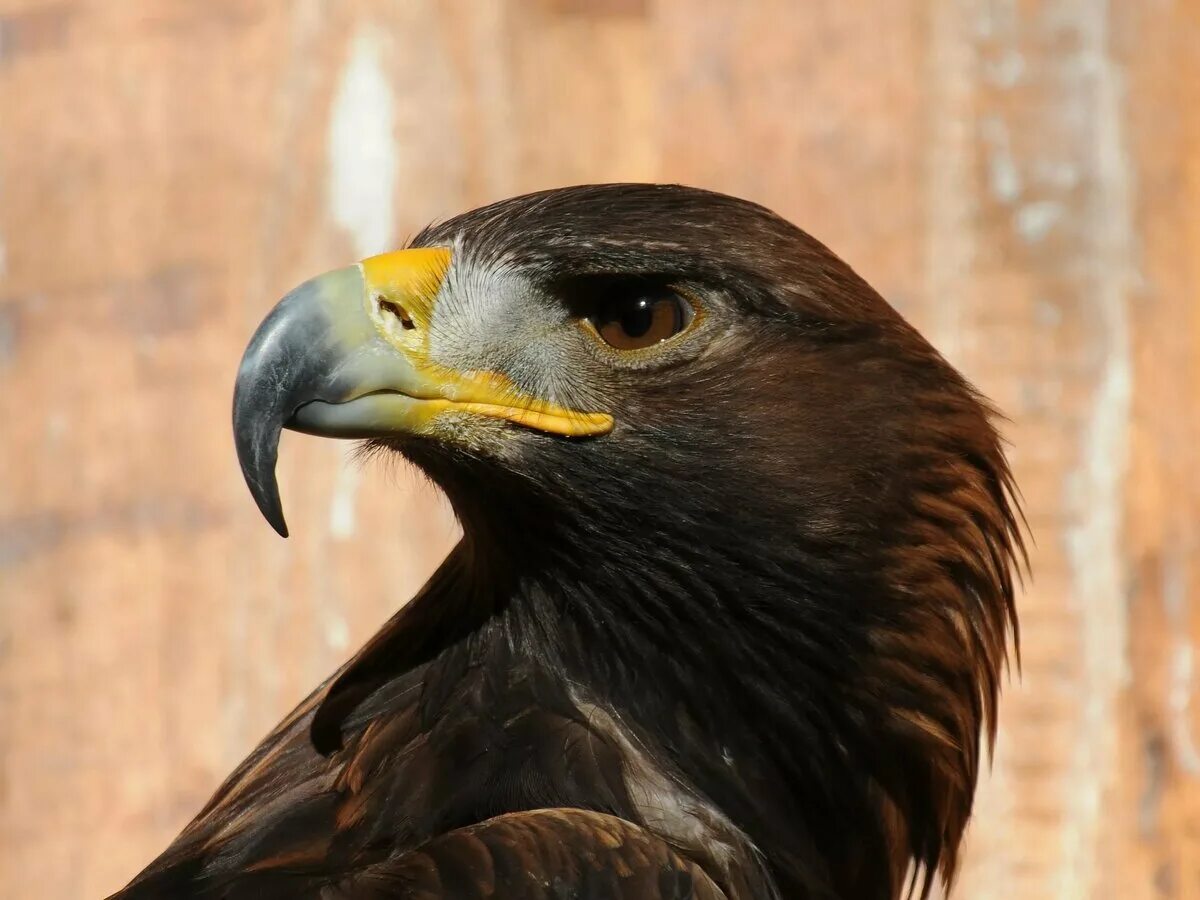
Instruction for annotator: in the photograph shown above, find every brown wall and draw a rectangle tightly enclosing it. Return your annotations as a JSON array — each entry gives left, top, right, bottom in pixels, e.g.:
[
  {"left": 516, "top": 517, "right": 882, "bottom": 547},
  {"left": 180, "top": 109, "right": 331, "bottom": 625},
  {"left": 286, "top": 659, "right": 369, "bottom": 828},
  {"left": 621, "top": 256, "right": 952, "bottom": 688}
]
[{"left": 1, "top": 1, "right": 1197, "bottom": 897}]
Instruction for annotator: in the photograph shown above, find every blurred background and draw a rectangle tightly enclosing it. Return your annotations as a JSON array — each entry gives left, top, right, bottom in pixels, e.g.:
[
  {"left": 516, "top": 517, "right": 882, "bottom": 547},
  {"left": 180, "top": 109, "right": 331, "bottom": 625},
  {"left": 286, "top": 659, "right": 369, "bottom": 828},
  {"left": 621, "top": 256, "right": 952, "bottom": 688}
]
[{"left": 0, "top": 1, "right": 1197, "bottom": 897}]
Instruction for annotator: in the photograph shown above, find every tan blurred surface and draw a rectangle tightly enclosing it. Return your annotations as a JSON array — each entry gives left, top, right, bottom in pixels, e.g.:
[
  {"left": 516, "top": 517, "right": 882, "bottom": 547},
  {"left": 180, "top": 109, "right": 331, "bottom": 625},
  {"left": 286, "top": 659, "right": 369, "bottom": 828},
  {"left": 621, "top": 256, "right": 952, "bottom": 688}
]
[{"left": 0, "top": 1, "right": 1197, "bottom": 897}]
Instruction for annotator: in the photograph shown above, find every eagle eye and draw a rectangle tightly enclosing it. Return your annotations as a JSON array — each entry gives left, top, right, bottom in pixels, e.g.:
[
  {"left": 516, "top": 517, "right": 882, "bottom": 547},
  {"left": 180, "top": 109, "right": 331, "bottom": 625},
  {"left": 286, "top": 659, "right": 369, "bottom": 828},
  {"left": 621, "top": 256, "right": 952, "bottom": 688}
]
[{"left": 589, "top": 287, "right": 695, "bottom": 351}]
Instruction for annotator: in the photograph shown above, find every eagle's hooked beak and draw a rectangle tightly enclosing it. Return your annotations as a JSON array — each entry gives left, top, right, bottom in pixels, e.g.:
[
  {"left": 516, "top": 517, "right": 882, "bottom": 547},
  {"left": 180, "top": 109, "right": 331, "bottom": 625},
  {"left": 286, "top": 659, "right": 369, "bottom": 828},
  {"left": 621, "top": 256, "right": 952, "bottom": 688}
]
[{"left": 232, "top": 248, "right": 613, "bottom": 537}]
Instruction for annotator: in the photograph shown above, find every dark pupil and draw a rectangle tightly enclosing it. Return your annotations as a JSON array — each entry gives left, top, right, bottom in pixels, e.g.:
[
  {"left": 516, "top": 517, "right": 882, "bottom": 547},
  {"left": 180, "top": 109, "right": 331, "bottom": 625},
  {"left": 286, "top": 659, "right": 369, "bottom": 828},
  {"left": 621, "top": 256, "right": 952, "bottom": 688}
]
[{"left": 620, "top": 298, "right": 656, "bottom": 338}]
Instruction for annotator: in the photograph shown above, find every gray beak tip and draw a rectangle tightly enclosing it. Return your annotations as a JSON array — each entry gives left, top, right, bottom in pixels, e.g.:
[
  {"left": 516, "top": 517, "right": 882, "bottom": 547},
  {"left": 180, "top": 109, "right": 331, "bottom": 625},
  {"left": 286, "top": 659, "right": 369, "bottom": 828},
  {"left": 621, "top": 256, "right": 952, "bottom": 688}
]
[
  {"left": 232, "top": 381, "right": 291, "bottom": 538},
  {"left": 269, "top": 513, "right": 290, "bottom": 539},
  {"left": 256, "top": 494, "right": 291, "bottom": 539},
  {"left": 255, "top": 477, "right": 290, "bottom": 538}
]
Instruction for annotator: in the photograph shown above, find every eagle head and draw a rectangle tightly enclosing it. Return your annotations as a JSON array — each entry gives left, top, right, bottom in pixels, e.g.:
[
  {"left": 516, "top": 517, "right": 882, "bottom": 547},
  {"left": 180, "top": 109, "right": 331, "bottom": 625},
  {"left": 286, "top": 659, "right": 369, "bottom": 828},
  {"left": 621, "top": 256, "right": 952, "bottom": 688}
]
[{"left": 232, "top": 184, "right": 1022, "bottom": 897}]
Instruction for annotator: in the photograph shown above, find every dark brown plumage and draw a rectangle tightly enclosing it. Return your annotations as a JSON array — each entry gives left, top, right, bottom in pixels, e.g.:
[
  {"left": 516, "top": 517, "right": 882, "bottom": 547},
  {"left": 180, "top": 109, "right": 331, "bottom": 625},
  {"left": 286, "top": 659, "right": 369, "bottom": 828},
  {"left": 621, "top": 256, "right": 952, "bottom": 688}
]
[{"left": 113, "top": 184, "right": 1023, "bottom": 900}]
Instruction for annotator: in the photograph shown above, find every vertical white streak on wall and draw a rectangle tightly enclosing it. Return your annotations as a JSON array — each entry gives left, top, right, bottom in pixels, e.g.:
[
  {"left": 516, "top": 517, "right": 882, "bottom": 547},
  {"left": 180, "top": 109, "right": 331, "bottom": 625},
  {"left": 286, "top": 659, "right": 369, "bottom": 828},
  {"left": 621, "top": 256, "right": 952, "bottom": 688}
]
[
  {"left": 329, "top": 26, "right": 397, "bottom": 258},
  {"left": 325, "top": 25, "right": 398, "bottom": 543},
  {"left": 1060, "top": 1, "right": 1134, "bottom": 896}
]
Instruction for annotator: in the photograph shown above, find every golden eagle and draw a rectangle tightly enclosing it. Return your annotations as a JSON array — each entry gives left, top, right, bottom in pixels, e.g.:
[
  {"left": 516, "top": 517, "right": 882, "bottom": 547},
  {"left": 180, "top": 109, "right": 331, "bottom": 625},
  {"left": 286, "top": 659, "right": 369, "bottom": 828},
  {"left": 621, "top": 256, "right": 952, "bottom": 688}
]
[{"left": 112, "top": 185, "right": 1022, "bottom": 900}]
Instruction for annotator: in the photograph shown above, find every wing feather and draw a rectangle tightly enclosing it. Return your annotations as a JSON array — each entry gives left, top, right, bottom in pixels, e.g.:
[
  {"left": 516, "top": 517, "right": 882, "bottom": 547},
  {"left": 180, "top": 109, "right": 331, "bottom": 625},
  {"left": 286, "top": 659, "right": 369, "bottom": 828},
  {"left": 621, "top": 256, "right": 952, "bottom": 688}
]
[{"left": 344, "top": 809, "right": 729, "bottom": 900}]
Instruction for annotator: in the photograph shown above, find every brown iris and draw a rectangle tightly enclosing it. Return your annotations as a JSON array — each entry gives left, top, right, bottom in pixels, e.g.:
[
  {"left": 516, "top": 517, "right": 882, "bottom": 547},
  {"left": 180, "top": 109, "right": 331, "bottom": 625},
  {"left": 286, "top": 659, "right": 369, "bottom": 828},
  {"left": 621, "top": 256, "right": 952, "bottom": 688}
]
[{"left": 590, "top": 288, "right": 695, "bottom": 351}]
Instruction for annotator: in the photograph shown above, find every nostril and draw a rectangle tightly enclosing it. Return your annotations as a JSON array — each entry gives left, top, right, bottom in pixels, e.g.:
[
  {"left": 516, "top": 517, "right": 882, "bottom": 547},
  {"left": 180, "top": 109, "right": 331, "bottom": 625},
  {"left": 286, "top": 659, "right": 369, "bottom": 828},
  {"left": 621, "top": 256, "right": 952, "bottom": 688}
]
[{"left": 378, "top": 297, "right": 416, "bottom": 330}]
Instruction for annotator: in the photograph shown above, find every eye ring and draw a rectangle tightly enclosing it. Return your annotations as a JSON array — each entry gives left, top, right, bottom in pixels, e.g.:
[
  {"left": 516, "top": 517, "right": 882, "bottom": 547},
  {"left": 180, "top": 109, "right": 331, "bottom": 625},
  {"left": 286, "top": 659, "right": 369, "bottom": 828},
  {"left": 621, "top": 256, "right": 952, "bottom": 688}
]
[{"left": 584, "top": 286, "right": 698, "bottom": 352}]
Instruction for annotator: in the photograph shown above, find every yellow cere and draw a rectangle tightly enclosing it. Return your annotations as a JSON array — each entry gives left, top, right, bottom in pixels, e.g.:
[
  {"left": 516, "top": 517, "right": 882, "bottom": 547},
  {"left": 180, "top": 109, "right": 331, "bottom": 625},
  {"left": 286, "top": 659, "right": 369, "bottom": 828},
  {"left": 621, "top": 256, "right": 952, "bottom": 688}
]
[{"left": 360, "top": 247, "right": 453, "bottom": 332}]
